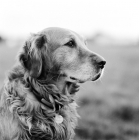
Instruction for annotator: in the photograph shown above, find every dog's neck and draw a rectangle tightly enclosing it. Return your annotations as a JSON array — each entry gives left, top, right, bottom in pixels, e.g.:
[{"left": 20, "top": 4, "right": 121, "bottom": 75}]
[
  {"left": 26, "top": 75, "right": 74, "bottom": 113},
  {"left": 38, "top": 73, "right": 72, "bottom": 96}
]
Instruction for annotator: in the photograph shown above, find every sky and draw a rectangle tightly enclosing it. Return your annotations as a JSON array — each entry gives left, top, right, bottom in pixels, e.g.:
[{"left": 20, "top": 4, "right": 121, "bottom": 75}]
[{"left": 0, "top": 0, "right": 139, "bottom": 39}]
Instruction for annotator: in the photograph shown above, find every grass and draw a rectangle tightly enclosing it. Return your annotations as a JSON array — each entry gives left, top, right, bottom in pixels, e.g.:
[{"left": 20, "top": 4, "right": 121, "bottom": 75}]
[{"left": 0, "top": 38, "right": 139, "bottom": 140}]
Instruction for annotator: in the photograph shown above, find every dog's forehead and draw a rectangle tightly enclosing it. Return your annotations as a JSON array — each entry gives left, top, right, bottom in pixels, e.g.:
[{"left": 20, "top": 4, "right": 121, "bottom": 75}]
[{"left": 41, "top": 27, "right": 84, "bottom": 44}]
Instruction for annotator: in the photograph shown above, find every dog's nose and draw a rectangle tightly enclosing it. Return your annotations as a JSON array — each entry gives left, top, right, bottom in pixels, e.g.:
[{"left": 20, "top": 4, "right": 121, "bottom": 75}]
[
  {"left": 97, "top": 60, "right": 106, "bottom": 69},
  {"left": 91, "top": 54, "right": 106, "bottom": 69}
]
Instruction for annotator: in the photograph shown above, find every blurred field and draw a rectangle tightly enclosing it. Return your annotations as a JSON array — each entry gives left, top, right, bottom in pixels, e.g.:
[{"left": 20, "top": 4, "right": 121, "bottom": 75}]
[
  {"left": 0, "top": 43, "right": 17, "bottom": 85},
  {"left": 75, "top": 39, "right": 139, "bottom": 140},
  {"left": 0, "top": 36, "right": 139, "bottom": 140}
]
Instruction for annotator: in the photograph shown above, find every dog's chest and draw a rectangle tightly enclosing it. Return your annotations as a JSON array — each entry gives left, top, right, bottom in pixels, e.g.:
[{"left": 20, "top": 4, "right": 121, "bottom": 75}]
[{"left": 29, "top": 102, "right": 79, "bottom": 140}]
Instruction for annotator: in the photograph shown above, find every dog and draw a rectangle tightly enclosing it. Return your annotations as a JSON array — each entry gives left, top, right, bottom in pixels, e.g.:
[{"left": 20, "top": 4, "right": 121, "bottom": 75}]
[{"left": 0, "top": 27, "right": 106, "bottom": 140}]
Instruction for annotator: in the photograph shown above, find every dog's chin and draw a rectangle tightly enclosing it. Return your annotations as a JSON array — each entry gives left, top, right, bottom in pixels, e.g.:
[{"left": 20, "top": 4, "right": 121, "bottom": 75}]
[{"left": 91, "top": 73, "right": 101, "bottom": 81}]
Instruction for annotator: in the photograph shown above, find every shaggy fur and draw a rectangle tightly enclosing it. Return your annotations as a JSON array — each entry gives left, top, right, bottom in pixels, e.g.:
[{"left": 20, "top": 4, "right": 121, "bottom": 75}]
[{"left": 0, "top": 27, "right": 106, "bottom": 140}]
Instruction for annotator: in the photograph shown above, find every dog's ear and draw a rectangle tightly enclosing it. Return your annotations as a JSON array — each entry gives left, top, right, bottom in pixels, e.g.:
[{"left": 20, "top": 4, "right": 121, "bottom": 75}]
[{"left": 19, "top": 34, "right": 46, "bottom": 78}]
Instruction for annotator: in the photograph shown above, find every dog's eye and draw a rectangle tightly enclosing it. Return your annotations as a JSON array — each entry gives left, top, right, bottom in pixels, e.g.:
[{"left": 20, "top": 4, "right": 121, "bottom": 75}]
[{"left": 65, "top": 40, "right": 75, "bottom": 47}]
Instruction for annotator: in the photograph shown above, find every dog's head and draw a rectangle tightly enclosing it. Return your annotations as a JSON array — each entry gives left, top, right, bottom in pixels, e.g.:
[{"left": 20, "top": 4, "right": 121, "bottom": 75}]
[{"left": 19, "top": 27, "right": 106, "bottom": 90}]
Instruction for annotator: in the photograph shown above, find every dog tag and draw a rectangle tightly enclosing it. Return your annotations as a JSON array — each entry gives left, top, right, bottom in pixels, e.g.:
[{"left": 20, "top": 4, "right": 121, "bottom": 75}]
[{"left": 54, "top": 114, "right": 63, "bottom": 124}]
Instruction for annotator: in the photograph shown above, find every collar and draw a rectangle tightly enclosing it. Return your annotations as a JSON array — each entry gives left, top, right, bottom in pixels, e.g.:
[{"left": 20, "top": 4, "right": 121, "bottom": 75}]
[{"left": 26, "top": 77, "right": 74, "bottom": 113}]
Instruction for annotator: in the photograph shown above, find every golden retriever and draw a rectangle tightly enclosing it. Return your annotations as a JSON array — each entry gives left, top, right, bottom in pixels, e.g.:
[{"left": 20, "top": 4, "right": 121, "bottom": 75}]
[{"left": 0, "top": 27, "right": 106, "bottom": 140}]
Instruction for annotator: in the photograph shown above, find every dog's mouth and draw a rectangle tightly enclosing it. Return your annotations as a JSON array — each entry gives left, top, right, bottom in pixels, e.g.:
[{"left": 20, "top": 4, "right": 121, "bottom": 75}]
[
  {"left": 69, "top": 70, "right": 102, "bottom": 83},
  {"left": 69, "top": 77, "right": 85, "bottom": 83},
  {"left": 62, "top": 70, "right": 103, "bottom": 95},
  {"left": 64, "top": 71, "right": 102, "bottom": 95}
]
